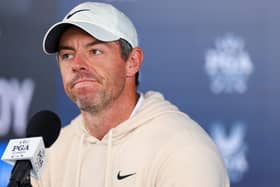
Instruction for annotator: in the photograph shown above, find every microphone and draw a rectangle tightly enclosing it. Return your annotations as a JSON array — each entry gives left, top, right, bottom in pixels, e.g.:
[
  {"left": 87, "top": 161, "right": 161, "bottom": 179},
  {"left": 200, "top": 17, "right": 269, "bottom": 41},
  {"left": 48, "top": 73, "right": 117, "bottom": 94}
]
[{"left": 1, "top": 110, "right": 61, "bottom": 187}]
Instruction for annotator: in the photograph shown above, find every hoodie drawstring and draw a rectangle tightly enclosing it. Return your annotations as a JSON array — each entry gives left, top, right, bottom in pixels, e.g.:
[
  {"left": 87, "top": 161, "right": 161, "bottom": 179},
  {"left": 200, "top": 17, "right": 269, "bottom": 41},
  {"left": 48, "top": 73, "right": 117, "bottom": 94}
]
[
  {"left": 75, "top": 130, "right": 113, "bottom": 187},
  {"left": 75, "top": 133, "right": 85, "bottom": 187},
  {"left": 104, "top": 129, "right": 113, "bottom": 187}
]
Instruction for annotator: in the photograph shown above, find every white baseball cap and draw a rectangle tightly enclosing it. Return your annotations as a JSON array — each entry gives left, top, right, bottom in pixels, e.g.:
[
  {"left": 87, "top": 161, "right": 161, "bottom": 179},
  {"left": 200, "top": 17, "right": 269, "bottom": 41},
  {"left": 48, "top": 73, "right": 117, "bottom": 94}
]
[{"left": 43, "top": 2, "right": 138, "bottom": 54}]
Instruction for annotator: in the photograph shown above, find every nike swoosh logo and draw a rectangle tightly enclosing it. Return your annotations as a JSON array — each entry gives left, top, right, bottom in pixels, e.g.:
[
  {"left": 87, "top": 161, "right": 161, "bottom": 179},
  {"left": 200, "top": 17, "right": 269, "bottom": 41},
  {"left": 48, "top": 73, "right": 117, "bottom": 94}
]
[
  {"left": 66, "top": 9, "right": 91, "bottom": 19},
  {"left": 117, "top": 171, "right": 136, "bottom": 180}
]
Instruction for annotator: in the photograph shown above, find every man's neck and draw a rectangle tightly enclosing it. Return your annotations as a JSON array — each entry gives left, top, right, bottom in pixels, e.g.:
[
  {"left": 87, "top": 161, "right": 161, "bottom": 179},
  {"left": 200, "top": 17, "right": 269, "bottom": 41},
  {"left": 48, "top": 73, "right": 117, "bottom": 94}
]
[{"left": 81, "top": 91, "right": 139, "bottom": 140}]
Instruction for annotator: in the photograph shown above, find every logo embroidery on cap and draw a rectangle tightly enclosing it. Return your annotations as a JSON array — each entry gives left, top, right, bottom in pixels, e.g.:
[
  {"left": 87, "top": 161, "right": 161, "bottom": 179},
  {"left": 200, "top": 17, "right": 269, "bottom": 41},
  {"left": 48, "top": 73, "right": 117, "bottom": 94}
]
[{"left": 66, "top": 9, "right": 91, "bottom": 19}]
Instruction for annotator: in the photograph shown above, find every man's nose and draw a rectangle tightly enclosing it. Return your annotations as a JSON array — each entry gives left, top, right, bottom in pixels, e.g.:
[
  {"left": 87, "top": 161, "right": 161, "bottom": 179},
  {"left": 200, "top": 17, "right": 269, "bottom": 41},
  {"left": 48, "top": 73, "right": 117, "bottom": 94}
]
[{"left": 72, "top": 54, "right": 88, "bottom": 72}]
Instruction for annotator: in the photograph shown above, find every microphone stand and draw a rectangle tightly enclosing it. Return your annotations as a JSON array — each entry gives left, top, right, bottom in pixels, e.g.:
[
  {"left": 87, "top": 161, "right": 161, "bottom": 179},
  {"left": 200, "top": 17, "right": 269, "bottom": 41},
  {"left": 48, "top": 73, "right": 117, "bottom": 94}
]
[
  {"left": 20, "top": 172, "right": 32, "bottom": 187},
  {"left": 7, "top": 171, "right": 32, "bottom": 187},
  {"left": 7, "top": 160, "right": 33, "bottom": 187}
]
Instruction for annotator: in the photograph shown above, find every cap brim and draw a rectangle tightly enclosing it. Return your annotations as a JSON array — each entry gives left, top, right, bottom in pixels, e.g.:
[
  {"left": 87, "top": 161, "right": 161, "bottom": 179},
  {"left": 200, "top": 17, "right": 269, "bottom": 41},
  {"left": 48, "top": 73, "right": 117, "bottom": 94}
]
[{"left": 43, "top": 21, "right": 120, "bottom": 54}]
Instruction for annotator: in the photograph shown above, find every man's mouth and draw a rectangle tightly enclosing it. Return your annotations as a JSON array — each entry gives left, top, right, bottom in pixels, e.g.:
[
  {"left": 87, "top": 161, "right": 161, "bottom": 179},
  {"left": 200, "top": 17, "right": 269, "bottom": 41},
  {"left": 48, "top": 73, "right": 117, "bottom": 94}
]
[{"left": 72, "top": 79, "right": 98, "bottom": 88}]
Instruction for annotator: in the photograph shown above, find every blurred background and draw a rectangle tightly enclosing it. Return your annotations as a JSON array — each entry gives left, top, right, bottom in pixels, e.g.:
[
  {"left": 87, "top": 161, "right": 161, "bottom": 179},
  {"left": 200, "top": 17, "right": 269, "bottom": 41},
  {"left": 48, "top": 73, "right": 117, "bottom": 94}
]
[{"left": 1, "top": 0, "right": 280, "bottom": 186}]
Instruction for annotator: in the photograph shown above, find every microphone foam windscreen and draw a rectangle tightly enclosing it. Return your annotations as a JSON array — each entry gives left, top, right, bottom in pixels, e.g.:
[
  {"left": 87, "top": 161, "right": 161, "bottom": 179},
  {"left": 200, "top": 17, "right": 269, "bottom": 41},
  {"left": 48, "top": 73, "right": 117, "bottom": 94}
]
[{"left": 26, "top": 110, "right": 61, "bottom": 148}]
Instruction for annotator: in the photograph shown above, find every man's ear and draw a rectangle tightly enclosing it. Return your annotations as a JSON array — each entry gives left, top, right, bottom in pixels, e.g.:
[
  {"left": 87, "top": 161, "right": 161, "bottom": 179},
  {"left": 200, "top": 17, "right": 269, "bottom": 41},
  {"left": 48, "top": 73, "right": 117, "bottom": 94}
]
[{"left": 126, "top": 47, "right": 144, "bottom": 77}]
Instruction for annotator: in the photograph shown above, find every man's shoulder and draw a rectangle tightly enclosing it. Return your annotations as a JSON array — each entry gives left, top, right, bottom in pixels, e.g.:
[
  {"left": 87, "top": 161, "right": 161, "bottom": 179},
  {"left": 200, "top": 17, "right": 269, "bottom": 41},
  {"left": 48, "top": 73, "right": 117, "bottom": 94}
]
[
  {"left": 49, "top": 114, "right": 83, "bottom": 148},
  {"left": 61, "top": 114, "right": 82, "bottom": 135},
  {"left": 146, "top": 111, "right": 217, "bottom": 151}
]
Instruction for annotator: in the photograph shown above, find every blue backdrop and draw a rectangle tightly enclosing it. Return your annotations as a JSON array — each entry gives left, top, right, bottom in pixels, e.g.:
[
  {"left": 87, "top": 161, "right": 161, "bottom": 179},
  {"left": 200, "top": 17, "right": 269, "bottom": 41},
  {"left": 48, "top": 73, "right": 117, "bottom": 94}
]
[{"left": 1, "top": 0, "right": 280, "bottom": 186}]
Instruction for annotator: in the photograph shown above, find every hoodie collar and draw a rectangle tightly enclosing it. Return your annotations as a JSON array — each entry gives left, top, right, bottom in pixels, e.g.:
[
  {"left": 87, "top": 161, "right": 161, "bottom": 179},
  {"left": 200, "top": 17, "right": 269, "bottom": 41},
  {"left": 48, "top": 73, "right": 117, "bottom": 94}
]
[
  {"left": 74, "top": 91, "right": 179, "bottom": 143},
  {"left": 129, "top": 92, "right": 144, "bottom": 118},
  {"left": 74, "top": 92, "right": 144, "bottom": 142}
]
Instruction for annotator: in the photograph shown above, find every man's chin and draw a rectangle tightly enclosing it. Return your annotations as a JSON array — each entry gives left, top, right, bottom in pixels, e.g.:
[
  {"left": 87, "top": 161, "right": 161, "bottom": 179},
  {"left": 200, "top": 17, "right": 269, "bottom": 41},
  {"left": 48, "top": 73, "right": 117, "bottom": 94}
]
[
  {"left": 77, "top": 103, "right": 98, "bottom": 112},
  {"left": 75, "top": 98, "right": 99, "bottom": 112}
]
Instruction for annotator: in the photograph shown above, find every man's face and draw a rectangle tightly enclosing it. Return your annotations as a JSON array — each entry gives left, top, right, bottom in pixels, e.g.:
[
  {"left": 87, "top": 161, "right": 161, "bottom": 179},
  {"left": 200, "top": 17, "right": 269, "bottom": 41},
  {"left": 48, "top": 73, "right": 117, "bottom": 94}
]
[{"left": 57, "top": 27, "right": 127, "bottom": 113}]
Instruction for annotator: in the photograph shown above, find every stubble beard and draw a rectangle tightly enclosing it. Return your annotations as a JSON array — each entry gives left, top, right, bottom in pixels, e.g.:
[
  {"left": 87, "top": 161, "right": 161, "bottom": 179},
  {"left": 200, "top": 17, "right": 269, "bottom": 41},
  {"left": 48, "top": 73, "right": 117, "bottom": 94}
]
[
  {"left": 66, "top": 70, "right": 127, "bottom": 114},
  {"left": 72, "top": 84, "right": 125, "bottom": 114},
  {"left": 76, "top": 91, "right": 107, "bottom": 113}
]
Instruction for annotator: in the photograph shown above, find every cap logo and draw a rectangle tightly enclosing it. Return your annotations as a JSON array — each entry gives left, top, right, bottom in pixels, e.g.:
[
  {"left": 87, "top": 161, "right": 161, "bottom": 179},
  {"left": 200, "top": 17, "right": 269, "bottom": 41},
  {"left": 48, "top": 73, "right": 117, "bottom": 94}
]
[{"left": 66, "top": 9, "right": 91, "bottom": 19}]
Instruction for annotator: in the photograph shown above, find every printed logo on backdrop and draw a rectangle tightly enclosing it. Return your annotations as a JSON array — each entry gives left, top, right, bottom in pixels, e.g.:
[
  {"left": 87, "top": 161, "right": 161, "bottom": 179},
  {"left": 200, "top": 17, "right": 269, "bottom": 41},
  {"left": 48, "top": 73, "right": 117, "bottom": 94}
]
[
  {"left": 0, "top": 78, "right": 34, "bottom": 137},
  {"left": 205, "top": 33, "right": 254, "bottom": 94},
  {"left": 209, "top": 121, "right": 248, "bottom": 183}
]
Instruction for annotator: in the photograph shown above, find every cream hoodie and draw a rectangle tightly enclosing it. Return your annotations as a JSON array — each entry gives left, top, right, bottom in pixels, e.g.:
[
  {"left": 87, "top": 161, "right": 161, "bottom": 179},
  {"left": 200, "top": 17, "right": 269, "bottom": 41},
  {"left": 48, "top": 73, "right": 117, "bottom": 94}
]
[{"left": 32, "top": 91, "right": 230, "bottom": 187}]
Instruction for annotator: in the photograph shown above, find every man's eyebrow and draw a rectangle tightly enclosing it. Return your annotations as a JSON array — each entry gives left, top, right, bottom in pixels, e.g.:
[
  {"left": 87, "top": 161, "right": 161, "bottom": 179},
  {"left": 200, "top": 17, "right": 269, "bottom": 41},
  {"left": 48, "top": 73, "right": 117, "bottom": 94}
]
[
  {"left": 58, "top": 45, "right": 74, "bottom": 51},
  {"left": 58, "top": 40, "right": 106, "bottom": 51},
  {"left": 85, "top": 40, "right": 106, "bottom": 47}
]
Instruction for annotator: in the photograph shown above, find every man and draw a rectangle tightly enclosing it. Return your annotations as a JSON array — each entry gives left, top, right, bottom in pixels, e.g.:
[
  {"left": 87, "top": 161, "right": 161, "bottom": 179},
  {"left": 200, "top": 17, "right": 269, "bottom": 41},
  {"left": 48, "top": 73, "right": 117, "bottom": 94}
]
[{"left": 32, "top": 2, "right": 230, "bottom": 187}]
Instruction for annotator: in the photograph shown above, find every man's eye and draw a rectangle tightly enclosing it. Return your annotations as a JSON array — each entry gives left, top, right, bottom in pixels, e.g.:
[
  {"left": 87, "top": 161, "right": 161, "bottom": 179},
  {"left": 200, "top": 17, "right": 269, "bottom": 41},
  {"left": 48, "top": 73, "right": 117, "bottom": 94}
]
[
  {"left": 60, "top": 53, "right": 73, "bottom": 60},
  {"left": 91, "top": 49, "right": 102, "bottom": 55}
]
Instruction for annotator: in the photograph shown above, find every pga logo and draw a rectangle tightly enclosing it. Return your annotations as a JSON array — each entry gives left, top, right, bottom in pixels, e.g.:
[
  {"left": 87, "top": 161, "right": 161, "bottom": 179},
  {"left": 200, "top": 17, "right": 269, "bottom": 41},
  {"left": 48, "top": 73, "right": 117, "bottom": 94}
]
[
  {"left": 12, "top": 144, "right": 29, "bottom": 152},
  {"left": 11, "top": 140, "right": 30, "bottom": 152}
]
